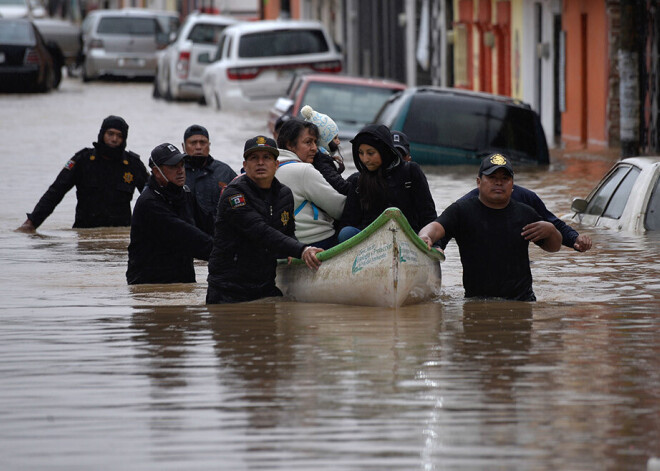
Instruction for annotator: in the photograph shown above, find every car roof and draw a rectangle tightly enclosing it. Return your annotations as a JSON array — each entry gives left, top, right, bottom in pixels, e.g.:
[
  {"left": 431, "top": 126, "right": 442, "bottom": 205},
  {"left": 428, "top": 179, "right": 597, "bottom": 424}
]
[
  {"left": 222, "top": 19, "right": 326, "bottom": 35},
  {"left": 296, "top": 73, "right": 406, "bottom": 88},
  {"left": 619, "top": 156, "right": 660, "bottom": 168},
  {"left": 87, "top": 8, "right": 175, "bottom": 18},
  {"left": 183, "top": 12, "right": 238, "bottom": 24},
  {"left": 398, "top": 86, "right": 532, "bottom": 109}
]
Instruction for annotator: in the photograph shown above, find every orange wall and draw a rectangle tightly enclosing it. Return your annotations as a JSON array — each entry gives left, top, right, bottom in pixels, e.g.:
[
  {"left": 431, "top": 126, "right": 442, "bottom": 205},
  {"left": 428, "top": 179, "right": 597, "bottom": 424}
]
[
  {"left": 562, "top": 1, "right": 609, "bottom": 149},
  {"left": 262, "top": 0, "right": 300, "bottom": 19}
]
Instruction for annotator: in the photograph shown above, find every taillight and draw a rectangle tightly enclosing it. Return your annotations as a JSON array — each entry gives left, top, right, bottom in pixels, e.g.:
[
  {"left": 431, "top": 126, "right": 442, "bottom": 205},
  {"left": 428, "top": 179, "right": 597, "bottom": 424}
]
[
  {"left": 176, "top": 51, "right": 190, "bottom": 79},
  {"left": 227, "top": 67, "right": 260, "bottom": 80},
  {"left": 89, "top": 39, "right": 104, "bottom": 49},
  {"left": 312, "top": 60, "right": 342, "bottom": 73},
  {"left": 24, "top": 48, "right": 39, "bottom": 65}
]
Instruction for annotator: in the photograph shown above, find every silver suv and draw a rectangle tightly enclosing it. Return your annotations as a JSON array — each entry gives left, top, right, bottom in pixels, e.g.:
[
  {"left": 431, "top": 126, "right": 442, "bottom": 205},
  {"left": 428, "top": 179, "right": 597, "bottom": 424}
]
[{"left": 81, "top": 9, "right": 177, "bottom": 81}]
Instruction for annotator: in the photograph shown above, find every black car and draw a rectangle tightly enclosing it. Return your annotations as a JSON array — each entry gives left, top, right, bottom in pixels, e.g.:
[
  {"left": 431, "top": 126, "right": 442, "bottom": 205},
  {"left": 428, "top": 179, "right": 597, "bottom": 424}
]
[
  {"left": 0, "top": 18, "right": 56, "bottom": 93},
  {"left": 375, "top": 87, "right": 550, "bottom": 165}
]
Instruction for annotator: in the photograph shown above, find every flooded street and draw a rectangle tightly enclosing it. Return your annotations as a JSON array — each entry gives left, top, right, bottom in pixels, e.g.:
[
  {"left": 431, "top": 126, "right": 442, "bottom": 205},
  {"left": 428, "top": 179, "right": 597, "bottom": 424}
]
[{"left": 1, "top": 78, "right": 659, "bottom": 470}]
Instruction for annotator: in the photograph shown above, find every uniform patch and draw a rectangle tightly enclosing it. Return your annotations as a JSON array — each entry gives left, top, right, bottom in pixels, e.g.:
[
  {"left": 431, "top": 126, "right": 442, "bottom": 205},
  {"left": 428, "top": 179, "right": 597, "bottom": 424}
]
[
  {"left": 89, "top": 155, "right": 96, "bottom": 161},
  {"left": 123, "top": 160, "right": 129, "bottom": 165},
  {"left": 64, "top": 159, "right": 76, "bottom": 170},
  {"left": 229, "top": 194, "right": 246, "bottom": 208},
  {"left": 123, "top": 172, "right": 134, "bottom": 184},
  {"left": 281, "top": 210, "right": 290, "bottom": 226}
]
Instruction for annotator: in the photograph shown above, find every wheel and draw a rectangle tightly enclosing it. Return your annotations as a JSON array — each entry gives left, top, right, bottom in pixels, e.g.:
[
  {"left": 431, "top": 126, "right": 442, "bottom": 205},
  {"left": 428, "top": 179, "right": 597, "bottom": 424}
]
[
  {"left": 81, "top": 58, "right": 93, "bottom": 82},
  {"left": 163, "top": 69, "right": 173, "bottom": 101}
]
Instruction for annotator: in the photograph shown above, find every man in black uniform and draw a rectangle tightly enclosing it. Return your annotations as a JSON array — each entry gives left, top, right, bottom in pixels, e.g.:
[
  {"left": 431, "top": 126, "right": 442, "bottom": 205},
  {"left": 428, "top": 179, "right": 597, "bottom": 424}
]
[
  {"left": 126, "top": 143, "right": 213, "bottom": 285},
  {"left": 16, "top": 115, "right": 148, "bottom": 232},
  {"left": 182, "top": 124, "right": 237, "bottom": 219},
  {"left": 418, "top": 153, "right": 562, "bottom": 301},
  {"left": 206, "top": 135, "right": 323, "bottom": 304}
]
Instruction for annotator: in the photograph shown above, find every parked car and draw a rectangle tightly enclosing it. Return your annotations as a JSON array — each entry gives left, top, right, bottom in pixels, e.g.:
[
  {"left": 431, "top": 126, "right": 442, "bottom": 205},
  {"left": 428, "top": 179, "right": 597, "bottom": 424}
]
[
  {"left": 267, "top": 73, "right": 406, "bottom": 141},
  {"left": 33, "top": 17, "right": 82, "bottom": 80},
  {"left": 201, "top": 20, "right": 342, "bottom": 110},
  {"left": 374, "top": 87, "right": 550, "bottom": 165},
  {"left": 80, "top": 9, "right": 175, "bottom": 82},
  {"left": 0, "top": 17, "right": 56, "bottom": 92},
  {"left": 0, "top": 0, "right": 45, "bottom": 19},
  {"left": 154, "top": 12, "right": 238, "bottom": 101},
  {"left": 568, "top": 156, "right": 660, "bottom": 233}
]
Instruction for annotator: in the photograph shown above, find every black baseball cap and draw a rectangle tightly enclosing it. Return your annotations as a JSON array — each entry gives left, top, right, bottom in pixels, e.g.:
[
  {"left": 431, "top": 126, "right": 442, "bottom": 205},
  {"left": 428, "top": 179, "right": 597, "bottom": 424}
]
[
  {"left": 149, "top": 143, "right": 186, "bottom": 167},
  {"left": 479, "top": 153, "right": 514, "bottom": 176},
  {"left": 183, "top": 124, "right": 209, "bottom": 142},
  {"left": 243, "top": 135, "right": 279, "bottom": 159},
  {"left": 391, "top": 131, "right": 410, "bottom": 156}
]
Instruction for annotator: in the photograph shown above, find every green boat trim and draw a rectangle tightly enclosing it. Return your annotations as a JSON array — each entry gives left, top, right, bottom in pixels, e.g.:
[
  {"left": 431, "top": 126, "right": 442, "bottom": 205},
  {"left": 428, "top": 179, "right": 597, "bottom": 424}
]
[{"left": 280, "top": 207, "right": 445, "bottom": 266}]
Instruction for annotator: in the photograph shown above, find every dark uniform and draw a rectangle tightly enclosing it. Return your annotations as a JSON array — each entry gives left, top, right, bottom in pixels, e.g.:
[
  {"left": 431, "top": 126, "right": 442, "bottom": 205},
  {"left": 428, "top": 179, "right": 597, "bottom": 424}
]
[
  {"left": 184, "top": 156, "right": 237, "bottom": 218},
  {"left": 126, "top": 175, "right": 213, "bottom": 285},
  {"left": 206, "top": 174, "right": 306, "bottom": 304},
  {"left": 25, "top": 115, "right": 148, "bottom": 229}
]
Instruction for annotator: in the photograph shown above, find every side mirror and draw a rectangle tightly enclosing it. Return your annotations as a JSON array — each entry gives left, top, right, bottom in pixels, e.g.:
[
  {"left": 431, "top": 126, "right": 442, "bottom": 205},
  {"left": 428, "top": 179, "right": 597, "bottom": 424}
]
[
  {"left": 571, "top": 198, "right": 588, "bottom": 213},
  {"left": 198, "top": 52, "right": 211, "bottom": 64}
]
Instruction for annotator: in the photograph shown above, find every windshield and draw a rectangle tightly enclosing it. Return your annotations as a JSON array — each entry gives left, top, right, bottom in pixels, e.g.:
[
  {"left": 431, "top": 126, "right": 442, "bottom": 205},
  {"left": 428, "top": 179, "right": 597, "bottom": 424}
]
[
  {"left": 0, "top": 19, "right": 34, "bottom": 45},
  {"left": 301, "top": 82, "right": 401, "bottom": 125},
  {"left": 238, "top": 29, "right": 329, "bottom": 58},
  {"left": 401, "top": 93, "right": 542, "bottom": 158},
  {"left": 97, "top": 17, "right": 159, "bottom": 35}
]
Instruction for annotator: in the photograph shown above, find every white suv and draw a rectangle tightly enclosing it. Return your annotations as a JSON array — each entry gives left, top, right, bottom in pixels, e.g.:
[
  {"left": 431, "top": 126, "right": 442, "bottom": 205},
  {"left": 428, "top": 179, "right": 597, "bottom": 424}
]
[
  {"left": 201, "top": 20, "right": 342, "bottom": 110},
  {"left": 154, "top": 12, "right": 238, "bottom": 101}
]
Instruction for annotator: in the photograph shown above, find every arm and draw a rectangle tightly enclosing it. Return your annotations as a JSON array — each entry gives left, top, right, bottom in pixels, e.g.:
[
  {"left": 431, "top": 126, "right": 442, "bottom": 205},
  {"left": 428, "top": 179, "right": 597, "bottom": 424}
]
[
  {"left": 302, "top": 165, "right": 346, "bottom": 220},
  {"left": 418, "top": 221, "right": 446, "bottom": 250},
  {"left": 312, "top": 152, "right": 351, "bottom": 195},
  {"left": 20, "top": 156, "right": 79, "bottom": 229},
  {"left": 410, "top": 163, "right": 437, "bottom": 226},
  {"left": 523, "top": 220, "right": 562, "bottom": 253},
  {"left": 338, "top": 180, "right": 362, "bottom": 229}
]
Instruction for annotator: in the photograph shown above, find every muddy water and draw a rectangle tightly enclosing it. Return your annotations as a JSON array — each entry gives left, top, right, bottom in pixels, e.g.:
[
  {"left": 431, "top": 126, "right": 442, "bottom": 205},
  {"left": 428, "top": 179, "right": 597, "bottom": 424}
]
[{"left": 0, "top": 78, "right": 658, "bottom": 470}]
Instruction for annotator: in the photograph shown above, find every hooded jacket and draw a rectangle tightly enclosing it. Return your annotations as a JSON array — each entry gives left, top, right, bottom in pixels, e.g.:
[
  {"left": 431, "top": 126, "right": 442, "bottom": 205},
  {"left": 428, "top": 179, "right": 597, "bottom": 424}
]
[{"left": 340, "top": 124, "right": 437, "bottom": 232}]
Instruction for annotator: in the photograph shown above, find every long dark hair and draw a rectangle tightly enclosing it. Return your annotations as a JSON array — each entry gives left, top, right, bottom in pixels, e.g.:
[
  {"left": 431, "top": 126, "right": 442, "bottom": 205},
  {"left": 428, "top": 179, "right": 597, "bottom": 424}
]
[
  {"left": 358, "top": 168, "right": 388, "bottom": 212},
  {"left": 276, "top": 118, "right": 319, "bottom": 151}
]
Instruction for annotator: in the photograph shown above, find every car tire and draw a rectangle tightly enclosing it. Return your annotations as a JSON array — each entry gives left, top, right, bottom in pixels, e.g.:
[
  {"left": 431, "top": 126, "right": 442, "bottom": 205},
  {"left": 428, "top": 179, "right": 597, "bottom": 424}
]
[
  {"left": 163, "top": 70, "right": 173, "bottom": 101},
  {"left": 81, "top": 59, "right": 93, "bottom": 82},
  {"left": 52, "top": 64, "right": 62, "bottom": 89}
]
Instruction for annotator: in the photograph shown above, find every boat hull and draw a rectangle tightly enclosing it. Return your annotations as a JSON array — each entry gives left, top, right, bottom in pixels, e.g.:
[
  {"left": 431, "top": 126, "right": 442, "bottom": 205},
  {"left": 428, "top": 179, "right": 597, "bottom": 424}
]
[{"left": 276, "top": 208, "right": 444, "bottom": 307}]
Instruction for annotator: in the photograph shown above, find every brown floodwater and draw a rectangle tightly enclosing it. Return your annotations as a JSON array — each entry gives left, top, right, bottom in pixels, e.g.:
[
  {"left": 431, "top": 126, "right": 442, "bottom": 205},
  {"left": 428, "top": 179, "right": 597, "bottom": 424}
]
[{"left": 0, "top": 78, "right": 658, "bottom": 470}]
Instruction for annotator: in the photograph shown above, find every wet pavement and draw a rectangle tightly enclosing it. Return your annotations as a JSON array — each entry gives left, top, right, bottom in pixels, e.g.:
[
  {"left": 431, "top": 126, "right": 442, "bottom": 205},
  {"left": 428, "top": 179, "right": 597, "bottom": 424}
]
[{"left": 0, "top": 77, "right": 659, "bottom": 470}]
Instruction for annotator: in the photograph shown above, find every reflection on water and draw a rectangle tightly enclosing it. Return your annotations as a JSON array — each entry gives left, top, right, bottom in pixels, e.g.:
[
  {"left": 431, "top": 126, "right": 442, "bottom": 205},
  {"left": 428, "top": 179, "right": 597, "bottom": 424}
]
[{"left": 1, "top": 81, "right": 659, "bottom": 470}]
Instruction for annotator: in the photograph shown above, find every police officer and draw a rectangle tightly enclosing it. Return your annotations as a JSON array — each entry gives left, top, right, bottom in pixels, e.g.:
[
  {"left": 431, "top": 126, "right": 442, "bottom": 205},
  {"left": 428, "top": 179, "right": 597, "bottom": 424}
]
[
  {"left": 126, "top": 143, "right": 213, "bottom": 285},
  {"left": 16, "top": 115, "right": 148, "bottom": 232},
  {"left": 182, "top": 124, "right": 237, "bottom": 219},
  {"left": 206, "top": 135, "right": 323, "bottom": 304}
]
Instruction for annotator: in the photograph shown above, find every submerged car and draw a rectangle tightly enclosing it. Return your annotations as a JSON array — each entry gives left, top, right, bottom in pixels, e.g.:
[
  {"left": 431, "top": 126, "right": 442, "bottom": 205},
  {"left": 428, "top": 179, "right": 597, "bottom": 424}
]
[
  {"left": 154, "top": 12, "right": 238, "bottom": 101},
  {"left": 0, "top": 18, "right": 56, "bottom": 92},
  {"left": 568, "top": 156, "right": 660, "bottom": 233},
  {"left": 81, "top": 9, "right": 175, "bottom": 81},
  {"left": 201, "top": 20, "right": 342, "bottom": 110},
  {"left": 375, "top": 87, "right": 550, "bottom": 165},
  {"left": 267, "top": 73, "right": 406, "bottom": 141}
]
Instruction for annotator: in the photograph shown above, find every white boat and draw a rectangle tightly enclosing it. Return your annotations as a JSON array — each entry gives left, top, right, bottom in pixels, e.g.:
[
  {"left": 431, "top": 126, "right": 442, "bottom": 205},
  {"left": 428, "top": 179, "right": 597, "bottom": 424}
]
[{"left": 276, "top": 208, "right": 445, "bottom": 307}]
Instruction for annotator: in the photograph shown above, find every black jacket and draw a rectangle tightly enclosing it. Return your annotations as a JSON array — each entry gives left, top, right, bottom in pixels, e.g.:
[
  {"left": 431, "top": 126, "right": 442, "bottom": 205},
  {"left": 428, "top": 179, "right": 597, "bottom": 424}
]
[
  {"left": 207, "top": 175, "right": 306, "bottom": 300},
  {"left": 126, "top": 176, "right": 213, "bottom": 284},
  {"left": 28, "top": 145, "right": 148, "bottom": 228},
  {"left": 184, "top": 155, "right": 238, "bottom": 218},
  {"left": 312, "top": 151, "right": 351, "bottom": 195},
  {"left": 341, "top": 124, "right": 436, "bottom": 233}
]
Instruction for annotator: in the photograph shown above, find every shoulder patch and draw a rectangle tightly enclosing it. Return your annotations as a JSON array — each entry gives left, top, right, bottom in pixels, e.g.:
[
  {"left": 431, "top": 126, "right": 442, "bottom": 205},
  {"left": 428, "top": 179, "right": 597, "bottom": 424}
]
[
  {"left": 64, "top": 159, "right": 76, "bottom": 170},
  {"left": 229, "top": 193, "right": 246, "bottom": 209}
]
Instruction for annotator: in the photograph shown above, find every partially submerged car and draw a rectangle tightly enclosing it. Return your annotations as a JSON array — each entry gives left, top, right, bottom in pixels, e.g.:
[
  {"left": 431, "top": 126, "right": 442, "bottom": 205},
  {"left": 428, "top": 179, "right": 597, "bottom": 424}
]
[
  {"left": 201, "top": 20, "right": 342, "bottom": 110},
  {"left": 267, "top": 73, "right": 406, "bottom": 141},
  {"left": 0, "top": 17, "right": 56, "bottom": 92},
  {"left": 568, "top": 156, "right": 660, "bottom": 233},
  {"left": 375, "top": 86, "right": 550, "bottom": 165},
  {"left": 154, "top": 12, "right": 238, "bottom": 101}
]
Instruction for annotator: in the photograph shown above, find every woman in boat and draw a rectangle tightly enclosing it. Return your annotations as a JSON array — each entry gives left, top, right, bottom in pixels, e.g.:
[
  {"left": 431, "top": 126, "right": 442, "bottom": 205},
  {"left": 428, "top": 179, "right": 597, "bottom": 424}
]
[
  {"left": 275, "top": 118, "right": 347, "bottom": 249},
  {"left": 338, "top": 123, "right": 437, "bottom": 243}
]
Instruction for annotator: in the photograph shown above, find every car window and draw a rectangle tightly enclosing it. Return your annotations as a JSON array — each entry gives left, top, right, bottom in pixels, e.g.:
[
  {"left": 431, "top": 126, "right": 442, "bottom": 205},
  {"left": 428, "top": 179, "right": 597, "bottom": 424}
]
[
  {"left": 188, "top": 23, "right": 228, "bottom": 45},
  {"left": 97, "top": 17, "right": 159, "bottom": 35},
  {"left": 644, "top": 176, "right": 660, "bottom": 230},
  {"left": 302, "top": 82, "right": 400, "bottom": 124},
  {"left": 584, "top": 166, "right": 637, "bottom": 217},
  {"left": 238, "top": 29, "right": 329, "bottom": 58},
  {"left": 0, "top": 20, "right": 34, "bottom": 45},
  {"left": 601, "top": 166, "right": 639, "bottom": 218},
  {"left": 401, "top": 94, "right": 540, "bottom": 158}
]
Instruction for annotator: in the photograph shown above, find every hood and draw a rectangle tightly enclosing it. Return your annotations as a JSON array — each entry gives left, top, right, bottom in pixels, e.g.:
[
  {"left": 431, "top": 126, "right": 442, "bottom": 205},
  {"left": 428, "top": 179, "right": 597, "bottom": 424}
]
[{"left": 350, "top": 124, "right": 401, "bottom": 173}]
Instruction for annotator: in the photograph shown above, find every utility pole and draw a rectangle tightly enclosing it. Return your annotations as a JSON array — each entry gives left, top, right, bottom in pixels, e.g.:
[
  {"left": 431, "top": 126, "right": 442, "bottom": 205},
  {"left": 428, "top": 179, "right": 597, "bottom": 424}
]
[{"left": 619, "top": 0, "right": 640, "bottom": 157}]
